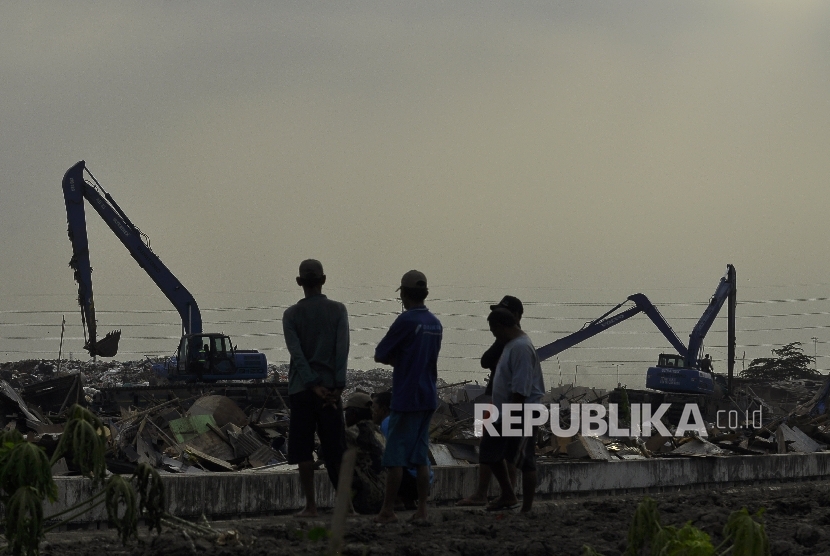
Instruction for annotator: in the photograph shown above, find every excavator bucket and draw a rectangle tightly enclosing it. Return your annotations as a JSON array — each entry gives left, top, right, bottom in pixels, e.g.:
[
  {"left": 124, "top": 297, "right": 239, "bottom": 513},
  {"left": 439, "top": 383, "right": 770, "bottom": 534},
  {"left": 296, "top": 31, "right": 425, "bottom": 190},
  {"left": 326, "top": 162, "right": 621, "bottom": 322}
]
[{"left": 85, "top": 330, "right": 121, "bottom": 357}]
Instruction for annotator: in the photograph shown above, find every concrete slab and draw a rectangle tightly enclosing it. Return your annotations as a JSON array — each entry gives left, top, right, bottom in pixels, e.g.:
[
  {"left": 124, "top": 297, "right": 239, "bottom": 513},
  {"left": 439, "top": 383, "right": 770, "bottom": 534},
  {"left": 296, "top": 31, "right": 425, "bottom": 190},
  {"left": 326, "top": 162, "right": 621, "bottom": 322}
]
[{"left": 15, "top": 452, "right": 830, "bottom": 524}]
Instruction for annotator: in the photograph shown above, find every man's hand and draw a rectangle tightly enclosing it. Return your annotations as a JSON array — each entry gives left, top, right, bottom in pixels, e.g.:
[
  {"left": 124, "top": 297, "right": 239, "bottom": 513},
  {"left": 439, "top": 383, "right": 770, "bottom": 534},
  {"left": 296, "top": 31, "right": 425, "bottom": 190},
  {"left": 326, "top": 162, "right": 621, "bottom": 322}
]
[
  {"left": 325, "top": 388, "right": 343, "bottom": 408},
  {"left": 313, "top": 385, "right": 331, "bottom": 400},
  {"left": 510, "top": 392, "right": 527, "bottom": 404}
]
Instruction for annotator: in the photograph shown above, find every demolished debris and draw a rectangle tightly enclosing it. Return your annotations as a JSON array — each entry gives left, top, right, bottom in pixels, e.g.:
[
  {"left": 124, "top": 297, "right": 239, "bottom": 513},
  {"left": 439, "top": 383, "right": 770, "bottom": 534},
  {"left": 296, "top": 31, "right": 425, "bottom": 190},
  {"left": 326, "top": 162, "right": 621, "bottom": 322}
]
[{"left": 3, "top": 357, "right": 830, "bottom": 478}]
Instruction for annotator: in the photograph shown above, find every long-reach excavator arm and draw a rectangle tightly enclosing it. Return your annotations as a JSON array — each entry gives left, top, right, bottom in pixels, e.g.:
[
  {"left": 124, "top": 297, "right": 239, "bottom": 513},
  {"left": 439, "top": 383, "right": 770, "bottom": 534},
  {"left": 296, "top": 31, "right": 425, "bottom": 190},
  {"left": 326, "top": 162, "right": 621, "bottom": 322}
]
[
  {"left": 62, "top": 160, "right": 201, "bottom": 356},
  {"left": 536, "top": 293, "right": 687, "bottom": 362},
  {"left": 645, "top": 264, "right": 736, "bottom": 395},
  {"left": 685, "top": 264, "right": 736, "bottom": 370}
]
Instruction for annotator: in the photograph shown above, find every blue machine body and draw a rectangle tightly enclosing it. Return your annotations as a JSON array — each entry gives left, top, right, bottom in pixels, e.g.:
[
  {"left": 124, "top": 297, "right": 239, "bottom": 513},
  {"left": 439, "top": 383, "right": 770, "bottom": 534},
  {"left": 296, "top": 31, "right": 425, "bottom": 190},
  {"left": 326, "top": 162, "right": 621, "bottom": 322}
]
[
  {"left": 645, "top": 353, "right": 714, "bottom": 395},
  {"left": 536, "top": 265, "right": 735, "bottom": 396}
]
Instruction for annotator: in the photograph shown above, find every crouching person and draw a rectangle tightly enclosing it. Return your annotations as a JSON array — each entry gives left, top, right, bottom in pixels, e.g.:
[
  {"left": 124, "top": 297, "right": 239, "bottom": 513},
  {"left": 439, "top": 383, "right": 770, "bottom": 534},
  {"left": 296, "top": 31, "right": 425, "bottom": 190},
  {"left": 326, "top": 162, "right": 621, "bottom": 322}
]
[{"left": 344, "top": 392, "right": 387, "bottom": 514}]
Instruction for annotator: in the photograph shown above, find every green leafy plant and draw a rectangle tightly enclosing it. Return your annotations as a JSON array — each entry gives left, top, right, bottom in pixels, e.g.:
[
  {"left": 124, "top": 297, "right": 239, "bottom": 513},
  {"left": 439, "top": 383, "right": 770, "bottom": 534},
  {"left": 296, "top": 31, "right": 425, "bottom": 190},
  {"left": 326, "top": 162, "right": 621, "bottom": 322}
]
[
  {"left": 307, "top": 526, "right": 330, "bottom": 541},
  {"left": 0, "top": 405, "right": 170, "bottom": 555},
  {"left": 293, "top": 525, "right": 331, "bottom": 542},
  {"left": 105, "top": 474, "right": 138, "bottom": 544},
  {"left": 4, "top": 487, "right": 45, "bottom": 556},
  {"left": 652, "top": 522, "right": 714, "bottom": 555},
  {"left": 720, "top": 508, "right": 770, "bottom": 556},
  {"left": 1, "top": 441, "right": 57, "bottom": 503},
  {"left": 0, "top": 429, "right": 25, "bottom": 451},
  {"left": 626, "top": 497, "right": 661, "bottom": 555},
  {"left": 585, "top": 497, "right": 771, "bottom": 556},
  {"left": 50, "top": 404, "right": 107, "bottom": 484},
  {"left": 133, "top": 463, "right": 166, "bottom": 534}
]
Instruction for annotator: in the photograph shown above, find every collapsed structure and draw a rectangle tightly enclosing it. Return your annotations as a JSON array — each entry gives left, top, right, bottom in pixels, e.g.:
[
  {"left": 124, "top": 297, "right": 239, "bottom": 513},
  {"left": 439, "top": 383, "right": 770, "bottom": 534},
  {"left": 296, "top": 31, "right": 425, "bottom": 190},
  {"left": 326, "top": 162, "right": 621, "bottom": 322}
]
[{"left": 1, "top": 357, "right": 829, "bottom": 481}]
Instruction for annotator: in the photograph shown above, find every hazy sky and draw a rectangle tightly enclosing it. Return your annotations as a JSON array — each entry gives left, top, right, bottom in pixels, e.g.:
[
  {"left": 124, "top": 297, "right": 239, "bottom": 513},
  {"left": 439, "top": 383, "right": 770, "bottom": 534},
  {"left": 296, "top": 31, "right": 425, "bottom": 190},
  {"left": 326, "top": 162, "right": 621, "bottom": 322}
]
[{"left": 3, "top": 3, "right": 830, "bottom": 388}]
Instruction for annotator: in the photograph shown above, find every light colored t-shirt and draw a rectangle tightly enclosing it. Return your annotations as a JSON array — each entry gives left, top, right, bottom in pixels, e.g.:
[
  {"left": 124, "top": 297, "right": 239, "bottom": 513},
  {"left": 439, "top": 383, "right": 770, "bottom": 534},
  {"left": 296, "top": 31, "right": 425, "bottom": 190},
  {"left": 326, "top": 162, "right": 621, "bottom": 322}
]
[{"left": 491, "top": 334, "right": 545, "bottom": 414}]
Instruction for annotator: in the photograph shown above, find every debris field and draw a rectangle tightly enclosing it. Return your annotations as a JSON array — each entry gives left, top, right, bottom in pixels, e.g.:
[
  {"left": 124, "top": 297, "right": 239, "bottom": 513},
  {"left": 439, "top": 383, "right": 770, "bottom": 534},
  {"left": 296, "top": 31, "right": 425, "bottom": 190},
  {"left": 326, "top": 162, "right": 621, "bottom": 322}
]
[{"left": 2, "top": 359, "right": 830, "bottom": 479}]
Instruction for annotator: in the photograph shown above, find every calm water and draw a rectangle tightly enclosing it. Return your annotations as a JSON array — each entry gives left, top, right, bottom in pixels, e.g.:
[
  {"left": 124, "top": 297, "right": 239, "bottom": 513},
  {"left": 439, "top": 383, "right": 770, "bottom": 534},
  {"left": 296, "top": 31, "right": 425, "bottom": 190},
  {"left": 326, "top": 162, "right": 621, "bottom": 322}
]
[{"left": 1, "top": 283, "right": 826, "bottom": 391}]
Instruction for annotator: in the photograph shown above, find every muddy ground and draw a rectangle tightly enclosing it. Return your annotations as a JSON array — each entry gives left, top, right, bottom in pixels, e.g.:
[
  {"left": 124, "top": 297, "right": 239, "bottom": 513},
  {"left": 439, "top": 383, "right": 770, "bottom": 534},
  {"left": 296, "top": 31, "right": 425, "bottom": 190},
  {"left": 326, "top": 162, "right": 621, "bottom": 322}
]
[{"left": 36, "top": 480, "right": 830, "bottom": 556}]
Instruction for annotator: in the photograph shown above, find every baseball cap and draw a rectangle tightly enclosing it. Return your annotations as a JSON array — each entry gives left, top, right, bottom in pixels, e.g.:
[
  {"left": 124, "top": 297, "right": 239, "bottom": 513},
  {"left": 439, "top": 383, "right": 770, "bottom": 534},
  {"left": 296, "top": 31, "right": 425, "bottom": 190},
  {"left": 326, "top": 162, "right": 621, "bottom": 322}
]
[
  {"left": 298, "top": 259, "right": 324, "bottom": 280},
  {"left": 345, "top": 392, "right": 373, "bottom": 410},
  {"left": 487, "top": 307, "right": 517, "bottom": 328},
  {"left": 490, "top": 295, "right": 523, "bottom": 316},
  {"left": 396, "top": 270, "right": 427, "bottom": 291}
]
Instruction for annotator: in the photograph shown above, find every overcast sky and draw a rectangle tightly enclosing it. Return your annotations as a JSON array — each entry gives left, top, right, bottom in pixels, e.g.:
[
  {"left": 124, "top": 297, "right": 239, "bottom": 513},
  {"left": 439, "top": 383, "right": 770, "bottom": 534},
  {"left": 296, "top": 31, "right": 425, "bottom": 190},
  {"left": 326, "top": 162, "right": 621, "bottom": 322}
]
[{"left": 2, "top": 3, "right": 830, "bottom": 386}]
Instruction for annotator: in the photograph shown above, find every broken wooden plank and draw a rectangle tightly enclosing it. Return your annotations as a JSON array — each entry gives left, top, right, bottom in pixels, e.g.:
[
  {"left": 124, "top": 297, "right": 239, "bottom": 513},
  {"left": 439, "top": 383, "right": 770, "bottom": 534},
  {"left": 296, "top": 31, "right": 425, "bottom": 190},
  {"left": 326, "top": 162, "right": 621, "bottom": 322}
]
[{"left": 184, "top": 445, "right": 234, "bottom": 471}]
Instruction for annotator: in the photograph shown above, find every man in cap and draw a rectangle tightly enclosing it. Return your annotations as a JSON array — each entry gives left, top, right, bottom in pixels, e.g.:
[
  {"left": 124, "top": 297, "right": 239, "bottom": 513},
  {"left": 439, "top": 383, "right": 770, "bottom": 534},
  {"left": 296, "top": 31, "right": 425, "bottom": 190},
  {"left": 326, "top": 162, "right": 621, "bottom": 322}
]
[
  {"left": 373, "top": 270, "right": 442, "bottom": 523},
  {"left": 456, "top": 295, "right": 523, "bottom": 507},
  {"left": 480, "top": 308, "right": 545, "bottom": 513},
  {"left": 283, "top": 259, "right": 350, "bottom": 517}
]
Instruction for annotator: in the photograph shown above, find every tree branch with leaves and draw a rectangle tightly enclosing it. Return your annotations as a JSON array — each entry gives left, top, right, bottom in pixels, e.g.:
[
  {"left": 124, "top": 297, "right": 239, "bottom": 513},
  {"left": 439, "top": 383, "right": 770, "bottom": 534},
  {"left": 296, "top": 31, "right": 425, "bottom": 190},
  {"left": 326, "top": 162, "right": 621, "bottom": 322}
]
[{"left": 740, "top": 342, "right": 818, "bottom": 381}]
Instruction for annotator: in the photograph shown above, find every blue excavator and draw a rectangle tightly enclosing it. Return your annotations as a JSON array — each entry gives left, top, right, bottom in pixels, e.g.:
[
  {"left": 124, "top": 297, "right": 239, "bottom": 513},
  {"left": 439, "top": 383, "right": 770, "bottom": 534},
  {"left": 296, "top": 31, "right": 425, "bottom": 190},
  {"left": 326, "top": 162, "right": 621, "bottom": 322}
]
[
  {"left": 535, "top": 264, "right": 737, "bottom": 396},
  {"left": 644, "top": 265, "right": 736, "bottom": 395},
  {"left": 62, "top": 161, "right": 267, "bottom": 382}
]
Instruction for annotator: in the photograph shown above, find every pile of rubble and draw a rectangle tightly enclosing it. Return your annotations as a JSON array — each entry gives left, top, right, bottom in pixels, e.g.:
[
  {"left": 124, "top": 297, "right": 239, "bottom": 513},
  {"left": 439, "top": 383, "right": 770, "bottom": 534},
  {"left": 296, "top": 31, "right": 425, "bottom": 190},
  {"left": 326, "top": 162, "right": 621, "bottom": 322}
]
[
  {"left": 420, "top": 377, "right": 830, "bottom": 466},
  {"left": 0, "top": 359, "right": 422, "bottom": 475},
  {"left": 2, "top": 357, "right": 830, "bottom": 475},
  {"left": 533, "top": 378, "right": 830, "bottom": 463}
]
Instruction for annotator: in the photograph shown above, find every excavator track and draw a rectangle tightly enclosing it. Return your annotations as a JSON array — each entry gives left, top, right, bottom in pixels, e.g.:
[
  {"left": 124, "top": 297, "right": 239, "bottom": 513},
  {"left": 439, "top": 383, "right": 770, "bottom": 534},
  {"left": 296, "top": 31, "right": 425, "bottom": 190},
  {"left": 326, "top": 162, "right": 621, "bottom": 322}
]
[{"left": 92, "top": 381, "right": 289, "bottom": 415}]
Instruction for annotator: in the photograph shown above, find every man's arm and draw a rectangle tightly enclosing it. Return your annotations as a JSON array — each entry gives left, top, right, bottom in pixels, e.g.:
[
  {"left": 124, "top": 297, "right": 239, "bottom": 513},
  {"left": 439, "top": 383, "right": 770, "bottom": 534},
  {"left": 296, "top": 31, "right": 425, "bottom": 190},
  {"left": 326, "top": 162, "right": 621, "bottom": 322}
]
[
  {"left": 481, "top": 341, "right": 505, "bottom": 371},
  {"left": 334, "top": 303, "right": 349, "bottom": 390},
  {"left": 374, "top": 318, "right": 406, "bottom": 366}
]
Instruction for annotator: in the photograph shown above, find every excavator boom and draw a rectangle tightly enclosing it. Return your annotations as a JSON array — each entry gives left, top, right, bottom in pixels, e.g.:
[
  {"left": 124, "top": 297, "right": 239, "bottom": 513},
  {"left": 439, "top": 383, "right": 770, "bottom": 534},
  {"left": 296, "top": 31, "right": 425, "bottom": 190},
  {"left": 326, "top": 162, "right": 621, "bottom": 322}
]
[
  {"left": 536, "top": 293, "right": 686, "bottom": 362},
  {"left": 62, "top": 161, "right": 266, "bottom": 382},
  {"left": 62, "top": 160, "right": 201, "bottom": 357}
]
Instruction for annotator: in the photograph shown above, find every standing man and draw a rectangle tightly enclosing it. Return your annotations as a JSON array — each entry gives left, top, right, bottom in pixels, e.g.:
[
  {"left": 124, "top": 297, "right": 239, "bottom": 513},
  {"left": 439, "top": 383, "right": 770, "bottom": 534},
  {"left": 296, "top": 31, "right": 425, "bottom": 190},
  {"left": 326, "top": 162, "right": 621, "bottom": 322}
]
[
  {"left": 456, "top": 295, "right": 523, "bottom": 507},
  {"left": 481, "top": 308, "right": 545, "bottom": 513},
  {"left": 283, "top": 259, "right": 350, "bottom": 517},
  {"left": 374, "top": 270, "right": 442, "bottom": 524}
]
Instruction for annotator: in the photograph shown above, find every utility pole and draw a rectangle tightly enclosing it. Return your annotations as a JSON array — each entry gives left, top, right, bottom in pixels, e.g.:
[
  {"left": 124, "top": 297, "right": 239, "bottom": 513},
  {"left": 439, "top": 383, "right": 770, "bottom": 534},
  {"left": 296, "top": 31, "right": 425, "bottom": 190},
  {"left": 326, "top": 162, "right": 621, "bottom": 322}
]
[{"left": 57, "top": 315, "right": 66, "bottom": 374}]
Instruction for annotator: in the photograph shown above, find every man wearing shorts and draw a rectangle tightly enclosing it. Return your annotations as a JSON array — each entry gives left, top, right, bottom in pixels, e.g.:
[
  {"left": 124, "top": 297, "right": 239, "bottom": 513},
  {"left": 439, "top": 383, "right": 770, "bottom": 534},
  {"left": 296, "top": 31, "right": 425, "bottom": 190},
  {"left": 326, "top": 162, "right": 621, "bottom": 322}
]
[
  {"left": 283, "top": 259, "right": 350, "bottom": 517},
  {"left": 373, "top": 270, "right": 442, "bottom": 523},
  {"left": 480, "top": 308, "right": 545, "bottom": 513},
  {"left": 456, "top": 295, "right": 524, "bottom": 507}
]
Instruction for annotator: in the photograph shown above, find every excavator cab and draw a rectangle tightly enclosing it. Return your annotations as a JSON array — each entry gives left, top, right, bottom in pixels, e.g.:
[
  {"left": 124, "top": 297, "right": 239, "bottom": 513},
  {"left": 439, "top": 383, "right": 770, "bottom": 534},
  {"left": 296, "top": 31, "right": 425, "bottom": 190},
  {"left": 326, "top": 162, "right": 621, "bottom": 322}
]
[
  {"left": 646, "top": 353, "right": 714, "bottom": 395},
  {"left": 172, "top": 333, "right": 256, "bottom": 382},
  {"left": 656, "top": 353, "right": 684, "bottom": 369}
]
